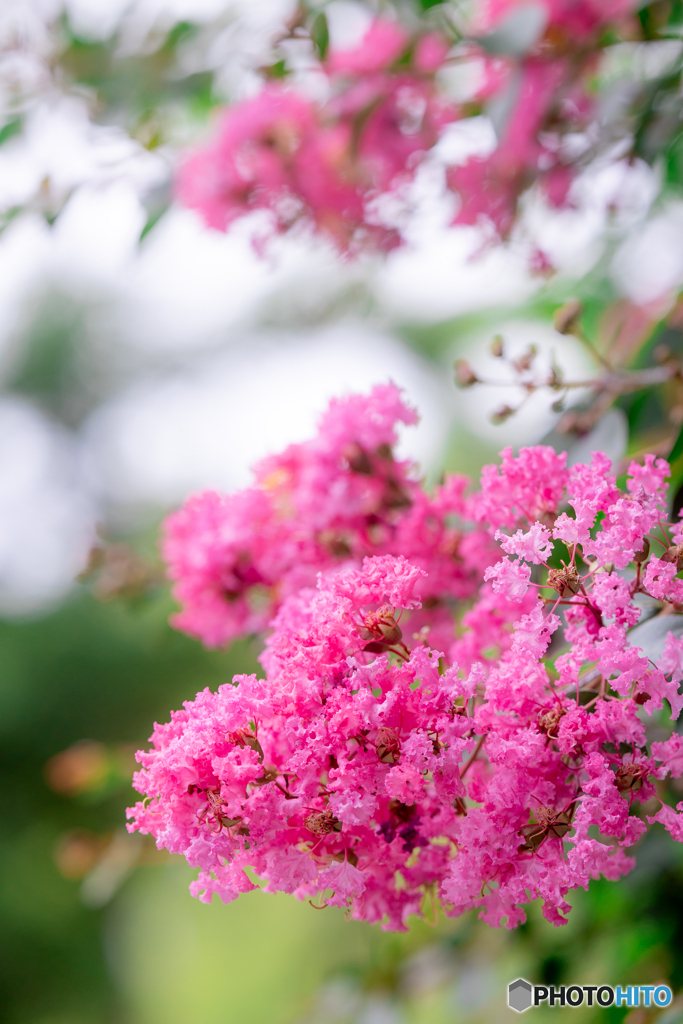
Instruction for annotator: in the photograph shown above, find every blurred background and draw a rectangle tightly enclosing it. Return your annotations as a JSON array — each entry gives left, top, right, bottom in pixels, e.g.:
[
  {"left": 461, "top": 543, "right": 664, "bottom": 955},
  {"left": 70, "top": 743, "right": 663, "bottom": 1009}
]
[{"left": 3, "top": 1, "right": 683, "bottom": 1022}]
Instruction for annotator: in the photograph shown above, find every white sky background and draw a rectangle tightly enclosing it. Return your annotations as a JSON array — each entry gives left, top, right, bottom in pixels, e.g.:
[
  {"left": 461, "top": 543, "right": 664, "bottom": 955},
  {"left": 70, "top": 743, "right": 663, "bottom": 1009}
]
[{"left": 1, "top": 0, "right": 683, "bottom": 611}]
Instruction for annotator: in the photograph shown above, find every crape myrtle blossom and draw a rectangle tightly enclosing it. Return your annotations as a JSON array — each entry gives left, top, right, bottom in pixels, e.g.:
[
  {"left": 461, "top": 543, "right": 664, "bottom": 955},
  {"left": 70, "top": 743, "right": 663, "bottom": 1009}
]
[
  {"left": 176, "top": 4, "right": 638, "bottom": 252},
  {"left": 176, "top": 20, "right": 453, "bottom": 252},
  {"left": 474, "top": 0, "right": 636, "bottom": 39},
  {"left": 451, "top": 0, "right": 640, "bottom": 237},
  {"left": 130, "top": 387, "right": 683, "bottom": 930},
  {"left": 163, "top": 384, "right": 493, "bottom": 650}
]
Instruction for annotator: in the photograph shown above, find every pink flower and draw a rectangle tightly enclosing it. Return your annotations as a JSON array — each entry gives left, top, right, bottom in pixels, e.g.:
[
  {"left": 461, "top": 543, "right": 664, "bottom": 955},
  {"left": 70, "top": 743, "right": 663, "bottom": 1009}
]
[
  {"left": 162, "top": 487, "right": 283, "bottom": 647},
  {"left": 654, "top": 632, "right": 683, "bottom": 719},
  {"left": 175, "top": 19, "right": 457, "bottom": 253},
  {"left": 591, "top": 573, "right": 640, "bottom": 627},
  {"left": 475, "top": 0, "right": 636, "bottom": 39},
  {"left": 652, "top": 733, "right": 683, "bottom": 779},
  {"left": 172, "top": 1, "right": 638, "bottom": 256},
  {"left": 475, "top": 446, "right": 568, "bottom": 529},
  {"left": 554, "top": 452, "right": 618, "bottom": 548},
  {"left": 318, "top": 856, "right": 367, "bottom": 906},
  {"left": 648, "top": 802, "right": 683, "bottom": 843},
  {"left": 176, "top": 87, "right": 316, "bottom": 232},
  {"left": 594, "top": 624, "right": 648, "bottom": 697},
  {"left": 190, "top": 864, "right": 258, "bottom": 905},
  {"left": 644, "top": 557, "right": 683, "bottom": 604},
  {"left": 639, "top": 667, "right": 683, "bottom": 721},
  {"left": 659, "top": 631, "right": 683, "bottom": 683},
  {"left": 627, "top": 454, "right": 669, "bottom": 502},
  {"left": 413, "top": 33, "right": 451, "bottom": 74},
  {"left": 484, "top": 558, "right": 531, "bottom": 601},
  {"left": 496, "top": 522, "right": 553, "bottom": 564},
  {"left": 455, "top": 56, "right": 567, "bottom": 229},
  {"left": 327, "top": 19, "right": 409, "bottom": 76},
  {"left": 511, "top": 601, "right": 560, "bottom": 659}
]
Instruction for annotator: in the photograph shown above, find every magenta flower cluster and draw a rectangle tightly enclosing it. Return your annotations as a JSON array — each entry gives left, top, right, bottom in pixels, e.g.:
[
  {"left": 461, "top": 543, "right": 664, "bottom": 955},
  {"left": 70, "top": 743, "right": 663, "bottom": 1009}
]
[
  {"left": 129, "top": 385, "right": 683, "bottom": 930},
  {"left": 176, "top": 19, "right": 452, "bottom": 252},
  {"left": 177, "top": 0, "right": 637, "bottom": 252}
]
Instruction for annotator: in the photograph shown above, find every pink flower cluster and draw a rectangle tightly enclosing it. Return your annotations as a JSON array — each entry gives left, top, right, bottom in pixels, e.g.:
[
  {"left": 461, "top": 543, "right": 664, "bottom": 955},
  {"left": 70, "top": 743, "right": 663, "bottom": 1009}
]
[
  {"left": 451, "top": 0, "right": 638, "bottom": 237},
  {"left": 475, "top": 0, "right": 636, "bottom": 39},
  {"left": 129, "top": 386, "right": 683, "bottom": 930},
  {"left": 162, "top": 384, "right": 491, "bottom": 649},
  {"left": 177, "top": 3, "right": 637, "bottom": 250},
  {"left": 177, "top": 20, "right": 452, "bottom": 252}
]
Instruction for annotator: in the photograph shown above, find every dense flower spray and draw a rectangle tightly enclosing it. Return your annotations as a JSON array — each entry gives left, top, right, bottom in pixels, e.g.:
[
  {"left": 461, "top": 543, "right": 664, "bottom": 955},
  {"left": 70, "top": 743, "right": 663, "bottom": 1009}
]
[
  {"left": 129, "top": 386, "right": 683, "bottom": 930},
  {"left": 176, "top": 2, "right": 639, "bottom": 253},
  {"left": 162, "top": 384, "right": 491, "bottom": 649}
]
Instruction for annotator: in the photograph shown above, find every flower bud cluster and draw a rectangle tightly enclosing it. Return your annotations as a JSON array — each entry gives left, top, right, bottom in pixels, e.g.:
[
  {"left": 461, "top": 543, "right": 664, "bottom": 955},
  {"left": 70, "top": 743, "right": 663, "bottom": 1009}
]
[{"left": 129, "top": 388, "right": 683, "bottom": 930}]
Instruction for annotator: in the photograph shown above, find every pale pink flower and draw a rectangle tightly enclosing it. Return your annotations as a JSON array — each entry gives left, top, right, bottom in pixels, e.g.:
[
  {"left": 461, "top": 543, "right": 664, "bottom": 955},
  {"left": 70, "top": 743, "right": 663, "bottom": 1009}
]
[
  {"left": 644, "top": 557, "right": 683, "bottom": 604},
  {"left": 484, "top": 558, "right": 531, "bottom": 601},
  {"left": 496, "top": 522, "right": 553, "bottom": 564},
  {"left": 649, "top": 802, "right": 683, "bottom": 843},
  {"left": 652, "top": 734, "right": 683, "bottom": 779},
  {"left": 511, "top": 601, "right": 559, "bottom": 659}
]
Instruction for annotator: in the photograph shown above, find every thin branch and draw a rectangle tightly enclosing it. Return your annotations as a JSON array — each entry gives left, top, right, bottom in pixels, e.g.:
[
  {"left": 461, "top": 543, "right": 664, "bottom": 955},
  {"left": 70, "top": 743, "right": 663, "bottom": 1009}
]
[{"left": 460, "top": 734, "right": 486, "bottom": 779}]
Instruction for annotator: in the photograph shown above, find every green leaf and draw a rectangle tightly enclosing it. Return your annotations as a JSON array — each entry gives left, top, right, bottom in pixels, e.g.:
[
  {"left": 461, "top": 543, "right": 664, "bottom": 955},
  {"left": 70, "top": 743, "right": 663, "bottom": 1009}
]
[
  {"left": 140, "top": 203, "right": 169, "bottom": 241},
  {"left": 670, "top": 422, "right": 683, "bottom": 464},
  {"left": 418, "top": 0, "right": 446, "bottom": 8},
  {"left": 263, "top": 59, "right": 288, "bottom": 79},
  {"left": 311, "top": 12, "right": 329, "bottom": 60},
  {"left": 163, "top": 20, "right": 198, "bottom": 52},
  {"left": 666, "top": 130, "right": 683, "bottom": 189},
  {"left": 0, "top": 117, "right": 21, "bottom": 146}
]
